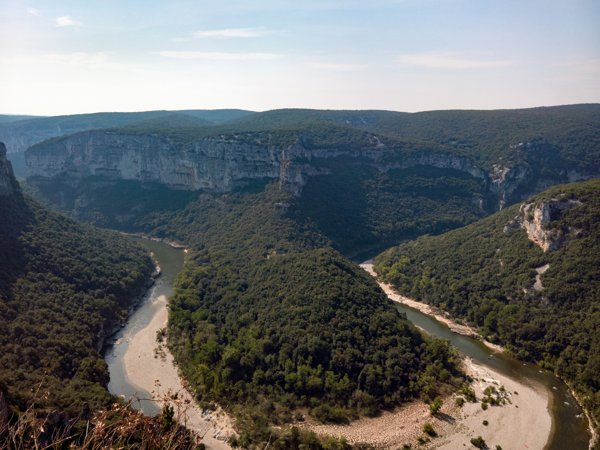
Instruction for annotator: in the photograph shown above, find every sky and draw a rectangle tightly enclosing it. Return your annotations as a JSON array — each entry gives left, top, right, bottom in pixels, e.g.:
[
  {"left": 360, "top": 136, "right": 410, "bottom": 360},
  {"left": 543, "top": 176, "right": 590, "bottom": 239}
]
[{"left": 0, "top": 0, "right": 599, "bottom": 115}]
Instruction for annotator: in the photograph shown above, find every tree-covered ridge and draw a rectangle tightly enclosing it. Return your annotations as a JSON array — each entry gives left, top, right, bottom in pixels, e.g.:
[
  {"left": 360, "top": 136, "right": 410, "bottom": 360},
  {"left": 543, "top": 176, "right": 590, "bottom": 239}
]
[
  {"left": 0, "top": 187, "right": 154, "bottom": 417},
  {"left": 371, "top": 104, "right": 600, "bottom": 169},
  {"left": 374, "top": 178, "right": 600, "bottom": 437},
  {"left": 156, "top": 185, "right": 463, "bottom": 446},
  {"left": 28, "top": 118, "right": 419, "bottom": 154}
]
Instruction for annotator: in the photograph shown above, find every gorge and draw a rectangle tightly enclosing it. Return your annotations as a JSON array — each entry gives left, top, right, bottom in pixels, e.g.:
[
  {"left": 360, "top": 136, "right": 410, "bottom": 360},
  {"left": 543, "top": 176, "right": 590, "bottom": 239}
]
[{"left": 2, "top": 104, "right": 599, "bottom": 449}]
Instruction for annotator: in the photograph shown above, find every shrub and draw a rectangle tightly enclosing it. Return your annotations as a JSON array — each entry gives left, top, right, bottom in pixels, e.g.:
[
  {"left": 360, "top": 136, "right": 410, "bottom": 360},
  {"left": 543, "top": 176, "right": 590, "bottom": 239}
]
[
  {"left": 470, "top": 436, "right": 487, "bottom": 448},
  {"left": 423, "top": 422, "right": 436, "bottom": 437},
  {"left": 311, "top": 405, "right": 349, "bottom": 424},
  {"left": 462, "top": 385, "right": 477, "bottom": 402}
]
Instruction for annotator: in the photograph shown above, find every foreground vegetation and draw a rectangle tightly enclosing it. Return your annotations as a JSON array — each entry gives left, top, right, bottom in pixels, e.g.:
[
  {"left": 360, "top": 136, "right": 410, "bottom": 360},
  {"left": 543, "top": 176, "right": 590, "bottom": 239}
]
[
  {"left": 0, "top": 394, "right": 197, "bottom": 450},
  {"left": 375, "top": 179, "right": 600, "bottom": 440}
]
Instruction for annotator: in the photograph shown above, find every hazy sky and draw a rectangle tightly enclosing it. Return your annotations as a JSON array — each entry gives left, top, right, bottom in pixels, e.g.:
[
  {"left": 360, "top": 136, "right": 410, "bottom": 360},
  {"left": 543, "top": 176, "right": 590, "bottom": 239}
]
[{"left": 1, "top": 0, "right": 599, "bottom": 115}]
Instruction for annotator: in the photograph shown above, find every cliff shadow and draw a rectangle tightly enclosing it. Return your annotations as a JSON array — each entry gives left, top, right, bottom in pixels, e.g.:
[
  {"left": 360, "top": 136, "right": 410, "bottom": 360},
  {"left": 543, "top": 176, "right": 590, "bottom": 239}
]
[
  {"left": 25, "top": 176, "right": 199, "bottom": 232},
  {"left": 0, "top": 190, "right": 35, "bottom": 295}
]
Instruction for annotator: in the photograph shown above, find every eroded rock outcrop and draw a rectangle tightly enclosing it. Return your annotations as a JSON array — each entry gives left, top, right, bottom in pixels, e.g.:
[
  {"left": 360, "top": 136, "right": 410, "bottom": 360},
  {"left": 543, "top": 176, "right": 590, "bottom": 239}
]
[{"left": 504, "top": 197, "right": 583, "bottom": 251}]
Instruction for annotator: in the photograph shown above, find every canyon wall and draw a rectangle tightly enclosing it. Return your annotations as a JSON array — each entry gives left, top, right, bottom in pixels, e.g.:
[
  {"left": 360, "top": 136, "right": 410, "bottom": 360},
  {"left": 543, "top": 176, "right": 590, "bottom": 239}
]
[{"left": 0, "top": 143, "right": 16, "bottom": 196}]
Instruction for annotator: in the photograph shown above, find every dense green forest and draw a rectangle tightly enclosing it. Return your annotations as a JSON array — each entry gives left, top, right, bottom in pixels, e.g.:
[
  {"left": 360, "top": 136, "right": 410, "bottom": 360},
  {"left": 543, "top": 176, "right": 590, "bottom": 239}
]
[
  {"left": 24, "top": 174, "right": 200, "bottom": 230},
  {"left": 374, "top": 179, "right": 600, "bottom": 437},
  {"left": 0, "top": 162, "right": 211, "bottom": 447},
  {"left": 143, "top": 185, "right": 464, "bottom": 447},
  {"left": 293, "top": 161, "right": 491, "bottom": 254},
  {"left": 0, "top": 182, "right": 154, "bottom": 418}
]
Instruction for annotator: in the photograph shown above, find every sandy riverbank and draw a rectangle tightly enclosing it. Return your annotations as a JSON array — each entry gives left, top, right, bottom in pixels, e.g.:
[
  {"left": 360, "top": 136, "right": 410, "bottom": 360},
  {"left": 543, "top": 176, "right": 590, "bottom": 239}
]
[
  {"left": 304, "top": 357, "right": 550, "bottom": 449},
  {"left": 360, "top": 262, "right": 504, "bottom": 353},
  {"left": 122, "top": 293, "right": 236, "bottom": 450},
  {"left": 438, "top": 357, "right": 551, "bottom": 450}
]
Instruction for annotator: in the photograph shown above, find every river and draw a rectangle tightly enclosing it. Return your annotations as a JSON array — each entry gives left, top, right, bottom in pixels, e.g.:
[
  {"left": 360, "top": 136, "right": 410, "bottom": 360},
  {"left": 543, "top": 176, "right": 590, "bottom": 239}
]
[
  {"left": 106, "top": 238, "right": 185, "bottom": 416},
  {"left": 105, "top": 238, "right": 591, "bottom": 449}
]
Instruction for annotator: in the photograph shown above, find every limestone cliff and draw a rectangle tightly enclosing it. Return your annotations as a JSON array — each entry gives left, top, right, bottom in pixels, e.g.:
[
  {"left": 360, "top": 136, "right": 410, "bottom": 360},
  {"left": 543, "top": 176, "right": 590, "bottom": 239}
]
[
  {"left": 504, "top": 197, "right": 583, "bottom": 251},
  {"left": 27, "top": 131, "right": 283, "bottom": 192},
  {"left": 26, "top": 130, "right": 504, "bottom": 197},
  {"left": 0, "top": 143, "right": 17, "bottom": 196}
]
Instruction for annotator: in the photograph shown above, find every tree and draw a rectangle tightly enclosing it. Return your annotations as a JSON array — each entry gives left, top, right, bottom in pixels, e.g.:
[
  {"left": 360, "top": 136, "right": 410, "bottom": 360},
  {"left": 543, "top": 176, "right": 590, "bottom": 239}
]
[{"left": 470, "top": 435, "right": 487, "bottom": 449}]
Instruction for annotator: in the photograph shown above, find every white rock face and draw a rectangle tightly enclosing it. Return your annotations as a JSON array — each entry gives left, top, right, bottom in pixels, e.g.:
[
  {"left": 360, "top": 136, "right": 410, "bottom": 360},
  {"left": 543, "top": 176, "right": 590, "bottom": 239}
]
[
  {"left": 27, "top": 132, "right": 283, "bottom": 191},
  {"left": 505, "top": 198, "right": 582, "bottom": 251},
  {"left": 26, "top": 130, "right": 501, "bottom": 197},
  {"left": 0, "top": 143, "right": 16, "bottom": 196}
]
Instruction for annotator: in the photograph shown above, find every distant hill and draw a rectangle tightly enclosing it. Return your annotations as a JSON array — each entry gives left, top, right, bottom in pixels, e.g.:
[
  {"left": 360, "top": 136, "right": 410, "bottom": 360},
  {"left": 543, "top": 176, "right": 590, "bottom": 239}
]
[
  {"left": 223, "top": 108, "right": 406, "bottom": 131},
  {"left": 122, "top": 112, "right": 215, "bottom": 129},
  {"left": 0, "top": 109, "right": 256, "bottom": 156},
  {"left": 177, "top": 108, "right": 254, "bottom": 124},
  {"left": 0, "top": 114, "right": 44, "bottom": 124},
  {"left": 374, "top": 179, "right": 600, "bottom": 437}
]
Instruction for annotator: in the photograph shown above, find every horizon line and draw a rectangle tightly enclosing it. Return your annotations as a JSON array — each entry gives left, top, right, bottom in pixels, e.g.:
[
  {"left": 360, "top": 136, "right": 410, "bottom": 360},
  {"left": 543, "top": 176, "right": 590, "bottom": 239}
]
[{"left": 1, "top": 102, "right": 599, "bottom": 118}]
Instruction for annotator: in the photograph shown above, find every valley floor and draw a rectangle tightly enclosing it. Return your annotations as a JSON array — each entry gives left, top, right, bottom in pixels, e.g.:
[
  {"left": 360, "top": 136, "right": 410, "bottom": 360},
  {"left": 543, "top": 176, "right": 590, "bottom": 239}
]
[
  {"left": 303, "top": 357, "right": 551, "bottom": 449},
  {"left": 113, "top": 258, "right": 553, "bottom": 450}
]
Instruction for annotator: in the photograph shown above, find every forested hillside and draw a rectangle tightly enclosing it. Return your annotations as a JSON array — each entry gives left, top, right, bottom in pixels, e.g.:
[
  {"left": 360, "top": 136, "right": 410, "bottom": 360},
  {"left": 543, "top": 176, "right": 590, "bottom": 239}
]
[
  {"left": 0, "top": 144, "right": 209, "bottom": 448},
  {"left": 374, "top": 179, "right": 600, "bottom": 436},
  {"left": 144, "top": 185, "right": 464, "bottom": 447},
  {"left": 0, "top": 144, "right": 158, "bottom": 420},
  {"left": 292, "top": 161, "right": 491, "bottom": 254},
  {"left": 0, "top": 188, "right": 154, "bottom": 416}
]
